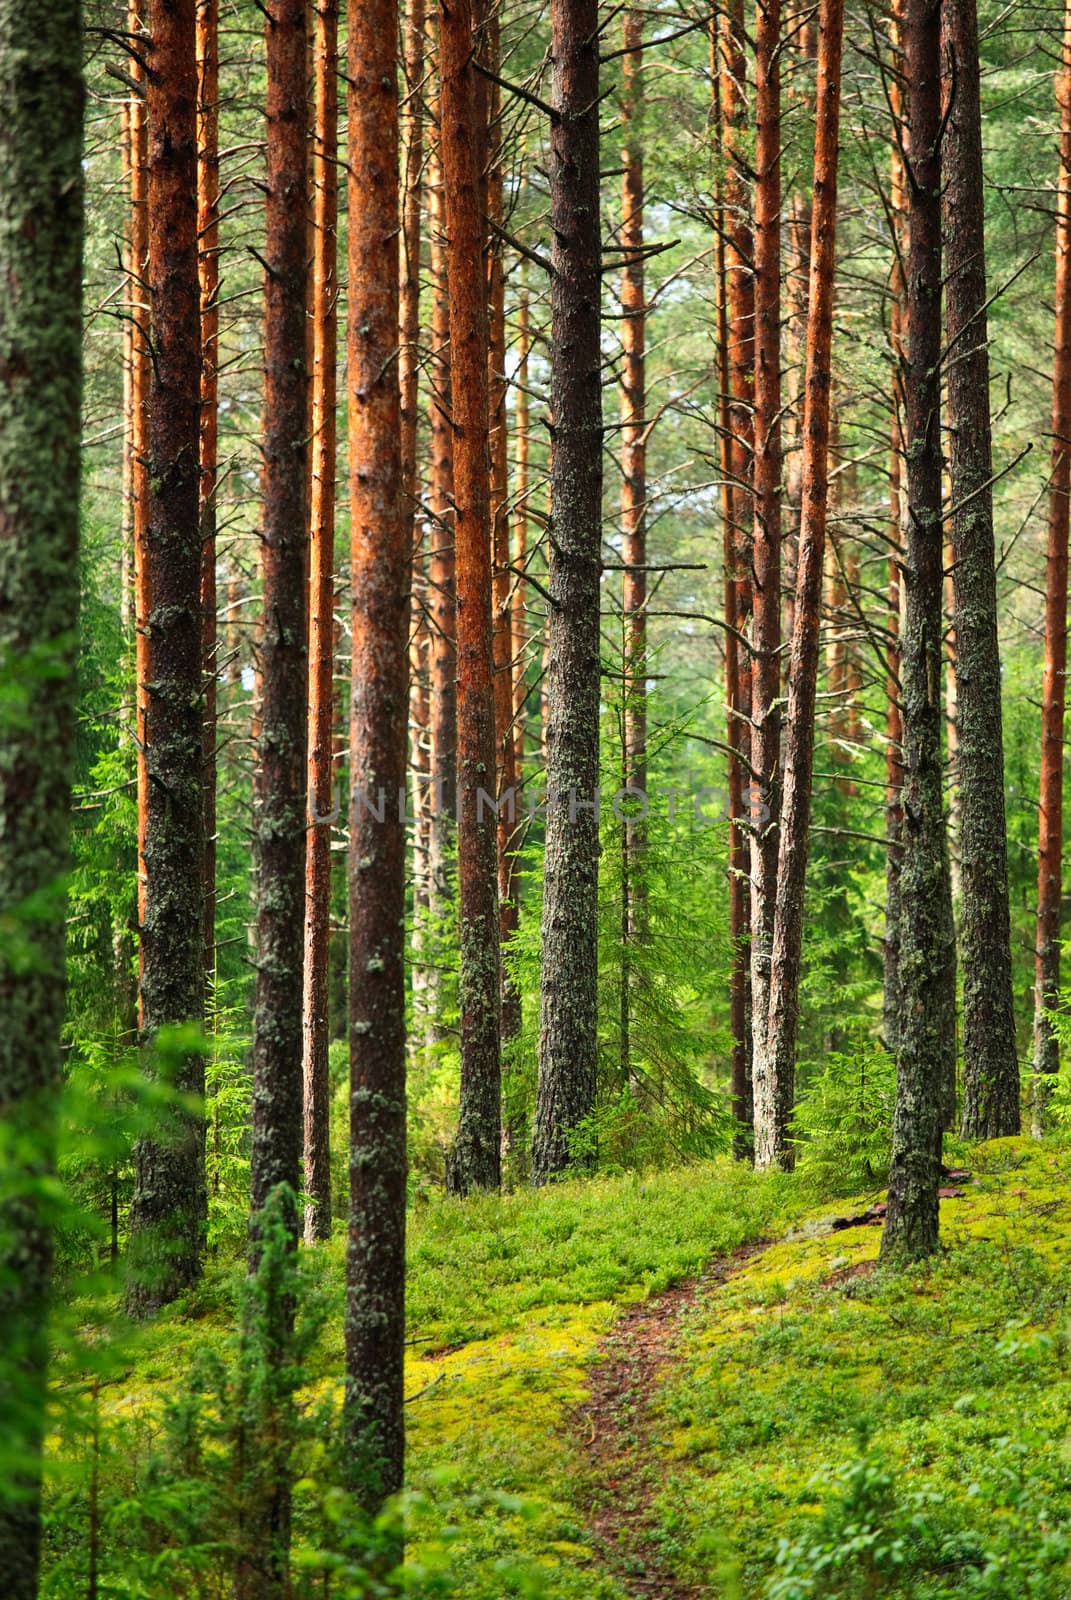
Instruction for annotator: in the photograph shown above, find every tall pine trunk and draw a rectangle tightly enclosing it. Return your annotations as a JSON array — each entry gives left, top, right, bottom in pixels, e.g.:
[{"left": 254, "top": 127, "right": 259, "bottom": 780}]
[
  {"left": 512, "top": 288, "right": 531, "bottom": 777},
  {"left": 880, "top": 0, "right": 957, "bottom": 1264},
  {"left": 531, "top": 0, "right": 604, "bottom": 1183},
  {"left": 1033, "top": 0, "right": 1071, "bottom": 1132},
  {"left": 127, "top": 0, "right": 207, "bottom": 1316},
  {"left": 130, "top": 0, "right": 151, "bottom": 1022},
  {"left": 441, "top": 0, "right": 502, "bottom": 1193},
  {"left": 197, "top": 0, "right": 219, "bottom": 999},
  {"left": 302, "top": 0, "right": 338, "bottom": 1244},
  {"left": 620, "top": 6, "right": 647, "bottom": 1078},
  {"left": 0, "top": 4, "right": 83, "bottom": 1589},
  {"left": 346, "top": 0, "right": 408, "bottom": 1501},
  {"left": 763, "top": 0, "right": 845, "bottom": 1156},
  {"left": 942, "top": 0, "right": 1020, "bottom": 1139},
  {"left": 749, "top": 0, "right": 785, "bottom": 1169}
]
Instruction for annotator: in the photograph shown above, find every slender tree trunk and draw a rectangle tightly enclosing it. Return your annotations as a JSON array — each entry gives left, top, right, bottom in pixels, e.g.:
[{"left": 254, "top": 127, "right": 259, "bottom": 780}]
[
  {"left": 250, "top": 0, "right": 308, "bottom": 1244},
  {"left": 425, "top": 111, "right": 457, "bottom": 1052},
  {"left": 302, "top": 0, "right": 338, "bottom": 1246},
  {"left": 718, "top": 0, "right": 755, "bottom": 1146},
  {"left": 512, "top": 288, "right": 531, "bottom": 777},
  {"left": 749, "top": 0, "right": 785, "bottom": 1169},
  {"left": 881, "top": 0, "right": 957, "bottom": 1264},
  {"left": 942, "top": 0, "right": 1020, "bottom": 1139},
  {"left": 197, "top": 0, "right": 219, "bottom": 1000},
  {"left": 763, "top": 0, "right": 845, "bottom": 1166},
  {"left": 0, "top": 4, "right": 82, "bottom": 1589},
  {"left": 400, "top": 0, "right": 428, "bottom": 1056},
  {"left": 127, "top": 0, "right": 207, "bottom": 1316},
  {"left": 883, "top": 0, "right": 907, "bottom": 1058},
  {"left": 440, "top": 0, "right": 502, "bottom": 1193},
  {"left": 783, "top": 18, "right": 817, "bottom": 668},
  {"left": 620, "top": 7, "right": 647, "bottom": 1075},
  {"left": 346, "top": 0, "right": 408, "bottom": 1502},
  {"left": 483, "top": 8, "right": 522, "bottom": 1053},
  {"left": 1033, "top": 0, "right": 1071, "bottom": 1133},
  {"left": 531, "top": 0, "right": 604, "bottom": 1184},
  {"left": 236, "top": 3, "right": 308, "bottom": 1589}
]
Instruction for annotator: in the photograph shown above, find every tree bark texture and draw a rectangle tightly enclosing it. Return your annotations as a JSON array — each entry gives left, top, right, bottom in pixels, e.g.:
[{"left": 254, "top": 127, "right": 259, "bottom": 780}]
[
  {"left": 346, "top": 0, "right": 408, "bottom": 1503},
  {"left": 881, "top": 0, "right": 958, "bottom": 1264},
  {"left": 512, "top": 289, "right": 531, "bottom": 778},
  {"left": 127, "top": 0, "right": 207, "bottom": 1317},
  {"left": 531, "top": 0, "right": 604, "bottom": 1184},
  {"left": 440, "top": 0, "right": 502, "bottom": 1194},
  {"left": 942, "top": 0, "right": 1020, "bottom": 1139},
  {"left": 0, "top": 3, "right": 83, "bottom": 1589},
  {"left": 197, "top": 0, "right": 219, "bottom": 995}
]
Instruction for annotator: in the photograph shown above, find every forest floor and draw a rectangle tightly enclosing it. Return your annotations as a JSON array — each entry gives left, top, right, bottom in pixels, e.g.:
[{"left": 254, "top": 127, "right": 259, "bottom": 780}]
[{"left": 46, "top": 1138, "right": 1071, "bottom": 1599}]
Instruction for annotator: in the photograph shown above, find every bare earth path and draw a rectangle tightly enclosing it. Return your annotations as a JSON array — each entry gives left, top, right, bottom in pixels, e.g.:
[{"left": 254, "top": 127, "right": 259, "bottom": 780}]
[{"left": 579, "top": 1242, "right": 769, "bottom": 1600}]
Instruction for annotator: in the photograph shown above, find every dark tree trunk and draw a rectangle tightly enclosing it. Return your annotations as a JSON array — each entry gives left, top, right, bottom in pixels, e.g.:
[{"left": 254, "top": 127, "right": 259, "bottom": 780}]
[
  {"left": 763, "top": 0, "right": 845, "bottom": 1161},
  {"left": 250, "top": 0, "right": 307, "bottom": 1243},
  {"left": 620, "top": 6, "right": 647, "bottom": 1076},
  {"left": 197, "top": 0, "right": 218, "bottom": 998},
  {"left": 0, "top": 4, "right": 83, "bottom": 1590},
  {"left": 129, "top": 0, "right": 151, "bottom": 1024},
  {"left": 302, "top": 0, "right": 338, "bottom": 1244},
  {"left": 718, "top": 0, "right": 755, "bottom": 1148},
  {"left": 127, "top": 0, "right": 207, "bottom": 1317},
  {"left": 512, "top": 287, "right": 531, "bottom": 777},
  {"left": 346, "top": 0, "right": 408, "bottom": 1503},
  {"left": 440, "top": 0, "right": 502, "bottom": 1193},
  {"left": 880, "top": 0, "right": 957, "bottom": 1265},
  {"left": 531, "top": 0, "right": 604, "bottom": 1184},
  {"left": 749, "top": 0, "right": 785, "bottom": 1169},
  {"left": 425, "top": 108, "right": 457, "bottom": 1054},
  {"left": 1033, "top": 1, "right": 1071, "bottom": 1133},
  {"left": 942, "top": 0, "right": 1020, "bottom": 1139}
]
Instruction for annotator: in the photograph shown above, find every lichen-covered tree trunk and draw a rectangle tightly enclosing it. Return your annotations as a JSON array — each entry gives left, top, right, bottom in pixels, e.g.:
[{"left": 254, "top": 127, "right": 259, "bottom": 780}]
[
  {"left": 880, "top": 0, "right": 957, "bottom": 1265},
  {"left": 620, "top": 7, "right": 647, "bottom": 1078},
  {"left": 1033, "top": 0, "right": 1071, "bottom": 1133},
  {"left": 749, "top": 0, "right": 785, "bottom": 1170},
  {"left": 130, "top": 0, "right": 151, "bottom": 1009},
  {"left": 197, "top": 0, "right": 219, "bottom": 996},
  {"left": 440, "top": 0, "right": 502, "bottom": 1194},
  {"left": 942, "top": 0, "right": 1020, "bottom": 1140},
  {"left": 531, "top": 0, "right": 603, "bottom": 1184},
  {"left": 764, "top": 0, "right": 845, "bottom": 1164},
  {"left": 782, "top": 17, "right": 817, "bottom": 669},
  {"left": 425, "top": 107, "right": 457, "bottom": 1054},
  {"left": 302, "top": 0, "right": 338, "bottom": 1245},
  {"left": 127, "top": 0, "right": 207, "bottom": 1317},
  {"left": 0, "top": 5, "right": 83, "bottom": 1590},
  {"left": 346, "top": 0, "right": 408, "bottom": 1502},
  {"left": 718, "top": 0, "right": 755, "bottom": 1146}
]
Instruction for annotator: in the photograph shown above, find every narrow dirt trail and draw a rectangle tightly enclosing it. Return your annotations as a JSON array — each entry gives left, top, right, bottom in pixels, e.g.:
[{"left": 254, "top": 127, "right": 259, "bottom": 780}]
[{"left": 579, "top": 1242, "right": 769, "bottom": 1600}]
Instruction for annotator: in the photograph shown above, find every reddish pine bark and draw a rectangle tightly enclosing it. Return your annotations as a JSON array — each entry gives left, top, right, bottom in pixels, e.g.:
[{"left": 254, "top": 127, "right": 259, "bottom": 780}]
[
  {"left": 531, "top": 0, "right": 604, "bottom": 1183},
  {"left": 763, "top": 0, "right": 845, "bottom": 1169},
  {"left": 880, "top": 0, "right": 957, "bottom": 1263},
  {"left": 942, "top": 0, "right": 1020, "bottom": 1139},
  {"left": 346, "top": 0, "right": 408, "bottom": 1501},
  {"left": 1034, "top": 1, "right": 1071, "bottom": 1130},
  {"left": 620, "top": 6, "right": 647, "bottom": 1068},
  {"left": 718, "top": 0, "right": 755, "bottom": 1146},
  {"left": 749, "top": 0, "right": 784, "bottom": 1169},
  {"left": 440, "top": 0, "right": 502, "bottom": 1193},
  {"left": 127, "top": 0, "right": 207, "bottom": 1316},
  {"left": 302, "top": 0, "right": 338, "bottom": 1246},
  {"left": 197, "top": 0, "right": 218, "bottom": 994}
]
